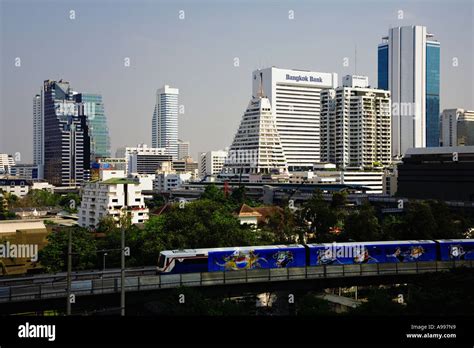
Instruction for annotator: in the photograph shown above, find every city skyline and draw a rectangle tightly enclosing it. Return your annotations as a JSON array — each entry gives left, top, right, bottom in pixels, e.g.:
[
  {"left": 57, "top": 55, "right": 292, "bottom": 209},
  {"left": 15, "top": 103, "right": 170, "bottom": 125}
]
[{"left": 1, "top": 0, "right": 473, "bottom": 163}]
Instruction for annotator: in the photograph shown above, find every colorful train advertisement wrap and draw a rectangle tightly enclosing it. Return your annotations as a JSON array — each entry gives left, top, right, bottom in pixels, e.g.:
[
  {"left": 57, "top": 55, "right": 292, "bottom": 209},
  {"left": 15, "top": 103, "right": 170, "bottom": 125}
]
[
  {"left": 208, "top": 246, "right": 306, "bottom": 272},
  {"left": 157, "top": 240, "right": 473, "bottom": 274},
  {"left": 438, "top": 239, "right": 474, "bottom": 260},
  {"left": 308, "top": 241, "right": 437, "bottom": 266}
]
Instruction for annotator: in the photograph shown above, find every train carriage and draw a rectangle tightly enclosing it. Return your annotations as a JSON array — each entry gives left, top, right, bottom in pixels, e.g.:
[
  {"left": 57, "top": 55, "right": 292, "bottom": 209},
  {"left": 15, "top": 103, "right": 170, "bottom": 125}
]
[
  {"left": 436, "top": 239, "right": 474, "bottom": 261},
  {"left": 157, "top": 244, "right": 306, "bottom": 274},
  {"left": 208, "top": 244, "right": 306, "bottom": 272},
  {"left": 307, "top": 240, "right": 437, "bottom": 266}
]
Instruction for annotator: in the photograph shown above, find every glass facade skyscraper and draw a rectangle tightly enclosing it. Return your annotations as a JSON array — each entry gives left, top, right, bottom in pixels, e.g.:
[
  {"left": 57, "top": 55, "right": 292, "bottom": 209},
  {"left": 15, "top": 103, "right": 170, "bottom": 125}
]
[
  {"left": 42, "top": 80, "right": 90, "bottom": 186},
  {"left": 75, "top": 93, "right": 111, "bottom": 160},
  {"left": 152, "top": 85, "right": 179, "bottom": 159},
  {"left": 377, "top": 45, "right": 389, "bottom": 91},
  {"left": 377, "top": 26, "right": 440, "bottom": 157},
  {"left": 426, "top": 42, "right": 441, "bottom": 147}
]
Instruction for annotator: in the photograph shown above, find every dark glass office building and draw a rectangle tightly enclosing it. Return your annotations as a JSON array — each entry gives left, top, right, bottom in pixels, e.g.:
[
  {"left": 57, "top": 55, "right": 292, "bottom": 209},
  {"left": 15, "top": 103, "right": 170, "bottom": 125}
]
[
  {"left": 43, "top": 80, "right": 90, "bottom": 187},
  {"left": 397, "top": 147, "right": 474, "bottom": 201}
]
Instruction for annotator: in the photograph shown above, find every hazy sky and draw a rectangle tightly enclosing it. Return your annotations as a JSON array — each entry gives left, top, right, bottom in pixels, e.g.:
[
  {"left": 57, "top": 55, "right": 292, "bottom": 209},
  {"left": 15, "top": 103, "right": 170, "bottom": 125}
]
[{"left": 1, "top": 0, "right": 473, "bottom": 162}]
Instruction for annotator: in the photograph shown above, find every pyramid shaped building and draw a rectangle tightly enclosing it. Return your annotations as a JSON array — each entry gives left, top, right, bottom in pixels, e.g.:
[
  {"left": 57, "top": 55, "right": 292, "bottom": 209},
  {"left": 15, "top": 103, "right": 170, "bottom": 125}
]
[{"left": 223, "top": 75, "right": 288, "bottom": 175}]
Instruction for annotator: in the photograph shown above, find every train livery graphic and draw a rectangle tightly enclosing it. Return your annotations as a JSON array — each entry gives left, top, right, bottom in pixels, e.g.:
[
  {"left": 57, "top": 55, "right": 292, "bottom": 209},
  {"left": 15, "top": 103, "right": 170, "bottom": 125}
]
[
  {"left": 156, "top": 239, "right": 473, "bottom": 274},
  {"left": 308, "top": 241, "right": 436, "bottom": 266},
  {"left": 437, "top": 239, "right": 474, "bottom": 260},
  {"left": 448, "top": 245, "right": 474, "bottom": 260},
  {"left": 386, "top": 246, "right": 425, "bottom": 262},
  {"left": 273, "top": 251, "right": 294, "bottom": 268},
  {"left": 215, "top": 250, "right": 267, "bottom": 271}
]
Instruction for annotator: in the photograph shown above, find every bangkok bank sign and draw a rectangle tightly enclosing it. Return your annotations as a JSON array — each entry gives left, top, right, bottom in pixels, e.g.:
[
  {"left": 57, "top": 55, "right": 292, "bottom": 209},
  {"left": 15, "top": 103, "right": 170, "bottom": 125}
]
[{"left": 285, "top": 74, "right": 323, "bottom": 83}]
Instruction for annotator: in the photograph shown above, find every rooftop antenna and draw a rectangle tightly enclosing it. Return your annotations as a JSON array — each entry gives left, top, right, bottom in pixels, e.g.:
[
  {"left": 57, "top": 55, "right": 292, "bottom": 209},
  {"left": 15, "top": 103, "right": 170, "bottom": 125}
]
[
  {"left": 355, "top": 44, "right": 357, "bottom": 75},
  {"left": 257, "top": 72, "right": 264, "bottom": 98}
]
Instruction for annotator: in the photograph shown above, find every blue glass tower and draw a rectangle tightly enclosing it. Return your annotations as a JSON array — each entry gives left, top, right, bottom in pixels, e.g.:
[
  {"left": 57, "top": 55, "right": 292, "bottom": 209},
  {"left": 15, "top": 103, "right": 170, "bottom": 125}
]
[
  {"left": 75, "top": 93, "right": 111, "bottom": 160},
  {"left": 426, "top": 42, "right": 440, "bottom": 147},
  {"left": 377, "top": 44, "right": 389, "bottom": 91}
]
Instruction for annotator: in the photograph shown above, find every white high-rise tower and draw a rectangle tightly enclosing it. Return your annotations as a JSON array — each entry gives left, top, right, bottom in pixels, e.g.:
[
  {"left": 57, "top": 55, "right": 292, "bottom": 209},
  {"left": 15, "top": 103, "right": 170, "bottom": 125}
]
[
  {"left": 252, "top": 67, "right": 338, "bottom": 171},
  {"left": 152, "top": 85, "right": 179, "bottom": 159},
  {"left": 223, "top": 73, "right": 287, "bottom": 175},
  {"left": 33, "top": 91, "right": 44, "bottom": 178},
  {"left": 378, "top": 25, "right": 440, "bottom": 158}
]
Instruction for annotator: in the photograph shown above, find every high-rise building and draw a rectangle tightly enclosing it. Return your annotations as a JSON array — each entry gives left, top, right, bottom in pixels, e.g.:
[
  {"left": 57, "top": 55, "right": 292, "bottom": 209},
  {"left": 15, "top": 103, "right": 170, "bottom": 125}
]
[
  {"left": 223, "top": 75, "right": 287, "bottom": 175},
  {"left": 378, "top": 25, "right": 440, "bottom": 157},
  {"left": 177, "top": 139, "right": 190, "bottom": 160},
  {"left": 252, "top": 67, "right": 338, "bottom": 171},
  {"left": 43, "top": 80, "right": 90, "bottom": 187},
  {"left": 199, "top": 150, "right": 228, "bottom": 178},
  {"left": 321, "top": 75, "right": 392, "bottom": 169},
  {"left": 152, "top": 85, "right": 179, "bottom": 159},
  {"left": 33, "top": 92, "right": 44, "bottom": 178},
  {"left": 117, "top": 144, "right": 172, "bottom": 175},
  {"left": 74, "top": 93, "right": 111, "bottom": 160},
  {"left": 440, "top": 109, "right": 474, "bottom": 146}
]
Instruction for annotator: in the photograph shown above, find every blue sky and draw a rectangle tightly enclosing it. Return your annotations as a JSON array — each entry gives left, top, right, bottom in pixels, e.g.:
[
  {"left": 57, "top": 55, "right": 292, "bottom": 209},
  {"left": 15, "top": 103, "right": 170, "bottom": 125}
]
[{"left": 1, "top": 0, "right": 473, "bottom": 161}]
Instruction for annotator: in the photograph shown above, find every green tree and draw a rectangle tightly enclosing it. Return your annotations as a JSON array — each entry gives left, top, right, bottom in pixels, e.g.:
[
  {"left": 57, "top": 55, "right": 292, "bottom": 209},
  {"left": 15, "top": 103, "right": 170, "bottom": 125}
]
[
  {"left": 200, "top": 184, "right": 226, "bottom": 203},
  {"left": 330, "top": 191, "right": 348, "bottom": 209},
  {"left": 265, "top": 207, "right": 299, "bottom": 243},
  {"left": 0, "top": 192, "right": 16, "bottom": 220},
  {"left": 144, "top": 193, "right": 166, "bottom": 210},
  {"left": 401, "top": 201, "right": 437, "bottom": 240},
  {"left": 301, "top": 190, "right": 338, "bottom": 242},
  {"left": 39, "top": 227, "right": 97, "bottom": 273},
  {"left": 426, "top": 200, "right": 466, "bottom": 239},
  {"left": 341, "top": 202, "right": 381, "bottom": 241},
  {"left": 58, "top": 193, "right": 81, "bottom": 213},
  {"left": 381, "top": 214, "right": 405, "bottom": 240}
]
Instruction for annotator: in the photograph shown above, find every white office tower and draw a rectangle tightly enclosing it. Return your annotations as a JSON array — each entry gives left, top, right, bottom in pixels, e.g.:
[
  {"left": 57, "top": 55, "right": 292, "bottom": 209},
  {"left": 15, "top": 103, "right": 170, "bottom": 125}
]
[
  {"left": 252, "top": 67, "right": 338, "bottom": 171},
  {"left": 33, "top": 92, "right": 44, "bottom": 179},
  {"left": 152, "top": 85, "right": 179, "bottom": 159},
  {"left": 378, "top": 26, "right": 440, "bottom": 158},
  {"left": 321, "top": 75, "right": 392, "bottom": 169},
  {"left": 177, "top": 139, "right": 190, "bottom": 160},
  {"left": 441, "top": 109, "right": 474, "bottom": 146},
  {"left": 224, "top": 75, "right": 287, "bottom": 175},
  {"left": 199, "top": 150, "right": 228, "bottom": 178}
]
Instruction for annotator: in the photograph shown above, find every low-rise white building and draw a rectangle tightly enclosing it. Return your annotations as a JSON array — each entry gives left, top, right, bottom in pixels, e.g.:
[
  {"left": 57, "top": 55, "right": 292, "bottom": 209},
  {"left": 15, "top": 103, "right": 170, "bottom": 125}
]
[
  {"left": 116, "top": 144, "right": 172, "bottom": 175},
  {"left": 0, "top": 179, "right": 31, "bottom": 197},
  {"left": 341, "top": 171, "right": 384, "bottom": 195},
  {"left": 0, "top": 154, "right": 15, "bottom": 176},
  {"left": 199, "top": 150, "right": 228, "bottom": 178},
  {"left": 153, "top": 173, "right": 192, "bottom": 192},
  {"left": 440, "top": 109, "right": 474, "bottom": 147},
  {"left": 78, "top": 171, "right": 149, "bottom": 228}
]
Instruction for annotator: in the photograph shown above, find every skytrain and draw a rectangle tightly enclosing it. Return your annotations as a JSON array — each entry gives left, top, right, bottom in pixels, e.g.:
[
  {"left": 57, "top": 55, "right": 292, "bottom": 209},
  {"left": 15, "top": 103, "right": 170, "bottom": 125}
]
[{"left": 157, "top": 239, "right": 474, "bottom": 274}]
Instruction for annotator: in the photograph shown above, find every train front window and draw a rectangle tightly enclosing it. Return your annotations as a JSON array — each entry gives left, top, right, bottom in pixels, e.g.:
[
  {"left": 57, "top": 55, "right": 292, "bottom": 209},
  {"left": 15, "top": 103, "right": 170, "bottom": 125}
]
[{"left": 158, "top": 255, "right": 166, "bottom": 268}]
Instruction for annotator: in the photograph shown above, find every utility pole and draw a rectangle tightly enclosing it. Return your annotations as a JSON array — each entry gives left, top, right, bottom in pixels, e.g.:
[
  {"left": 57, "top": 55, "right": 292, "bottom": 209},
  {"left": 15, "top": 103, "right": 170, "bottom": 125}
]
[
  {"left": 66, "top": 228, "right": 72, "bottom": 315},
  {"left": 120, "top": 221, "right": 125, "bottom": 316}
]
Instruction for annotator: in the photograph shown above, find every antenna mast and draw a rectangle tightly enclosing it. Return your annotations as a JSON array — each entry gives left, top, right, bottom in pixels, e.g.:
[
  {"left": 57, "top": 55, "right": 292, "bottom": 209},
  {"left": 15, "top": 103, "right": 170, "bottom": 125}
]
[{"left": 258, "top": 72, "right": 264, "bottom": 98}]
